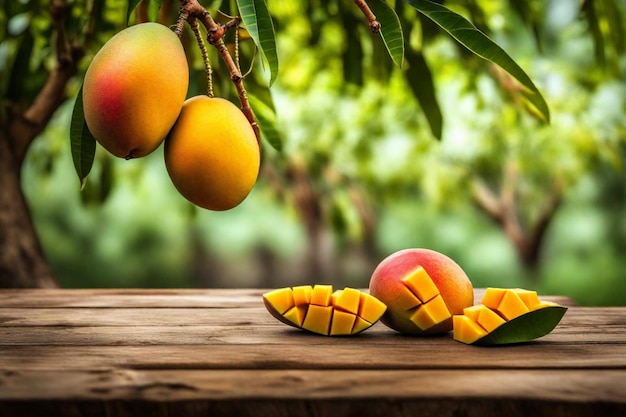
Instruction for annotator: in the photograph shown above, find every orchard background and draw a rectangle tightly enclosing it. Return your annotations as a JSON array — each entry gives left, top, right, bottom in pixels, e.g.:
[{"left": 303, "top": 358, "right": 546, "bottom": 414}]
[{"left": 1, "top": 0, "right": 624, "bottom": 305}]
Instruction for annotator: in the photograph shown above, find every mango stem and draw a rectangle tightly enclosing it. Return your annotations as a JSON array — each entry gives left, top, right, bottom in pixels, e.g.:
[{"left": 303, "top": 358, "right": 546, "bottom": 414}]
[{"left": 176, "top": 0, "right": 260, "bottom": 145}]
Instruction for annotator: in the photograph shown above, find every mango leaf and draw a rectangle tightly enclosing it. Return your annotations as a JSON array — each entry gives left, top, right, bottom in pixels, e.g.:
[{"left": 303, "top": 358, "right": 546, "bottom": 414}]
[
  {"left": 126, "top": 0, "right": 142, "bottom": 25},
  {"left": 405, "top": 49, "right": 442, "bottom": 139},
  {"left": 70, "top": 86, "right": 97, "bottom": 189},
  {"left": 368, "top": 0, "right": 404, "bottom": 67},
  {"left": 236, "top": 0, "right": 279, "bottom": 86},
  {"left": 248, "top": 93, "right": 282, "bottom": 152},
  {"left": 473, "top": 306, "right": 568, "bottom": 346},
  {"left": 405, "top": 0, "right": 550, "bottom": 123},
  {"left": 148, "top": 0, "right": 163, "bottom": 22}
]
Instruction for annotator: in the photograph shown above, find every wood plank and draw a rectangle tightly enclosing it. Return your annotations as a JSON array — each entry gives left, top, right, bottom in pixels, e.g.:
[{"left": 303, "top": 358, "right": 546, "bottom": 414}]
[
  {"left": 1, "top": 322, "right": 625, "bottom": 346},
  {"left": 1, "top": 344, "right": 624, "bottom": 371},
  {"left": 0, "top": 289, "right": 265, "bottom": 308},
  {"left": 0, "top": 288, "right": 576, "bottom": 308},
  {"left": 0, "top": 369, "right": 624, "bottom": 403}
]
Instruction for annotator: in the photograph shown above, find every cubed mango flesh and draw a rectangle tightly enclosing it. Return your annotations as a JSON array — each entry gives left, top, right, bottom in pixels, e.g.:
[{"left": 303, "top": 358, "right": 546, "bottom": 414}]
[
  {"left": 284, "top": 305, "right": 308, "bottom": 327},
  {"left": 453, "top": 288, "right": 563, "bottom": 344},
  {"left": 496, "top": 290, "right": 530, "bottom": 320},
  {"left": 263, "top": 286, "right": 387, "bottom": 336},
  {"left": 310, "top": 285, "right": 333, "bottom": 306},
  {"left": 409, "top": 294, "right": 451, "bottom": 330},
  {"left": 262, "top": 287, "right": 294, "bottom": 314},
  {"left": 402, "top": 267, "right": 440, "bottom": 303},
  {"left": 330, "top": 310, "right": 357, "bottom": 336},
  {"left": 302, "top": 304, "right": 333, "bottom": 335},
  {"left": 292, "top": 285, "right": 313, "bottom": 306},
  {"left": 453, "top": 315, "right": 487, "bottom": 344},
  {"left": 333, "top": 287, "right": 362, "bottom": 314},
  {"left": 358, "top": 292, "right": 387, "bottom": 323},
  {"left": 476, "top": 305, "right": 506, "bottom": 332}
]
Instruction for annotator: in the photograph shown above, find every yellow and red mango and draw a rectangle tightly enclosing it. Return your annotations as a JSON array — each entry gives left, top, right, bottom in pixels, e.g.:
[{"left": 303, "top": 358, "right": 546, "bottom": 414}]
[
  {"left": 263, "top": 285, "right": 387, "bottom": 336},
  {"left": 83, "top": 22, "right": 189, "bottom": 159},
  {"left": 369, "top": 248, "right": 474, "bottom": 335}
]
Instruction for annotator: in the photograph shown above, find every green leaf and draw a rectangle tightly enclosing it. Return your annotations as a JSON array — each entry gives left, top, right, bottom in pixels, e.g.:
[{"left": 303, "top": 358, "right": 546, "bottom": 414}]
[
  {"left": 236, "top": 0, "right": 279, "bottom": 86},
  {"left": 148, "top": 0, "right": 163, "bottom": 22},
  {"left": 369, "top": 0, "right": 404, "bottom": 67},
  {"left": 126, "top": 0, "right": 142, "bottom": 25},
  {"left": 473, "top": 306, "right": 568, "bottom": 346},
  {"left": 405, "top": 49, "right": 442, "bottom": 139},
  {"left": 405, "top": 0, "right": 550, "bottom": 123},
  {"left": 248, "top": 93, "right": 282, "bottom": 152},
  {"left": 70, "top": 86, "right": 97, "bottom": 189}
]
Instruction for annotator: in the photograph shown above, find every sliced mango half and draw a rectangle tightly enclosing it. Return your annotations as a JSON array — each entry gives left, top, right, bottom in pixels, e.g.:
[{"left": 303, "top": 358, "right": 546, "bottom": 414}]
[
  {"left": 263, "top": 285, "right": 387, "bottom": 336},
  {"left": 453, "top": 287, "right": 567, "bottom": 345}
]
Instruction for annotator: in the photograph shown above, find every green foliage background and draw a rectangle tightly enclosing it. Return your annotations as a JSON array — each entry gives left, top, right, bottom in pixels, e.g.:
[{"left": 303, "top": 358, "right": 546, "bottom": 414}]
[{"left": 5, "top": 0, "right": 625, "bottom": 305}]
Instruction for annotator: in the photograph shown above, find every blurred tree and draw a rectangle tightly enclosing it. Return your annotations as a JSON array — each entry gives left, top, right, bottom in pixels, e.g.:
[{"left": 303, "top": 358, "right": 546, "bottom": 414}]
[{"left": 2, "top": 0, "right": 624, "bottom": 292}]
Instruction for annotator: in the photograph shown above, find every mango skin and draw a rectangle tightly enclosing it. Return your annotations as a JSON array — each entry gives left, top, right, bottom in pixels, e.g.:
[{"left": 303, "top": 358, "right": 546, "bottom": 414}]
[
  {"left": 369, "top": 248, "right": 474, "bottom": 335},
  {"left": 83, "top": 23, "right": 189, "bottom": 159},
  {"left": 164, "top": 96, "right": 260, "bottom": 211}
]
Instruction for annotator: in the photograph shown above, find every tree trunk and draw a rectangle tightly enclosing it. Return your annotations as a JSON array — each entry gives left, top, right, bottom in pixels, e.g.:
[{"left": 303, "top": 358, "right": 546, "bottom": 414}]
[{"left": 0, "top": 131, "right": 58, "bottom": 288}]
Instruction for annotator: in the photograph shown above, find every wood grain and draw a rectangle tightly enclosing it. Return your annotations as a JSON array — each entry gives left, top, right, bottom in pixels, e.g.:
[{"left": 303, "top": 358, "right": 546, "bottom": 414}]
[{"left": 0, "top": 288, "right": 623, "bottom": 417}]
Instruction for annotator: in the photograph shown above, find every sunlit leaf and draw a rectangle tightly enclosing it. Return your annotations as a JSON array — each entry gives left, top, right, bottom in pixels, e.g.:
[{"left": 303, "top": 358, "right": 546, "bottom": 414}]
[
  {"left": 473, "top": 306, "right": 568, "bottom": 346},
  {"left": 369, "top": 0, "right": 404, "bottom": 67},
  {"left": 406, "top": 0, "right": 550, "bottom": 123},
  {"left": 69, "top": 86, "right": 96, "bottom": 189},
  {"left": 405, "top": 49, "right": 442, "bottom": 139},
  {"left": 236, "top": 0, "right": 279, "bottom": 86},
  {"left": 248, "top": 93, "right": 282, "bottom": 152}
]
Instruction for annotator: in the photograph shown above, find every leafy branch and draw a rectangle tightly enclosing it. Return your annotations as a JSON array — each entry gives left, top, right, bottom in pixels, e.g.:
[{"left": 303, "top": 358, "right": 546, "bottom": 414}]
[{"left": 175, "top": 0, "right": 260, "bottom": 142}]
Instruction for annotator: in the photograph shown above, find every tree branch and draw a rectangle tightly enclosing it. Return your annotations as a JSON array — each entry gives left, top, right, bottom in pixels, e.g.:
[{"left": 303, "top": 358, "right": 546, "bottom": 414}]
[
  {"left": 176, "top": 0, "right": 260, "bottom": 144},
  {"left": 8, "top": 0, "right": 84, "bottom": 166},
  {"left": 354, "top": 0, "right": 381, "bottom": 33}
]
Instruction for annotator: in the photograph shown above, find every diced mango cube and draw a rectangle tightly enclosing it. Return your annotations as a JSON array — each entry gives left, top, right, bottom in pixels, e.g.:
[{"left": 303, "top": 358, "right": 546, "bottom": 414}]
[
  {"left": 393, "top": 284, "right": 423, "bottom": 311},
  {"left": 496, "top": 290, "right": 529, "bottom": 320},
  {"left": 330, "top": 310, "right": 357, "bottom": 336},
  {"left": 351, "top": 316, "right": 373, "bottom": 334},
  {"left": 530, "top": 300, "right": 559, "bottom": 311},
  {"left": 292, "top": 285, "right": 313, "bottom": 306},
  {"left": 302, "top": 304, "right": 333, "bottom": 335},
  {"left": 409, "top": 294, "right": 451, "bottom": 330},
  {"left": 358, "top": 293, "right": 387, "bottom": 324},
  {"left": 263, "top": 287, "right": 295, "bottom": 314},
  {"left": 333, "top": 287, "right": 362, "bottom": 314},
  {"left": 453, "top": 315, "right": 487, "bottom": 344},
  {"left": 462, "top": 305, "right": 484, "bottom": 322},
  {"left": 283, "top": 305, "right": 308, "bottom": 327},
  {"left": 310, "top": 285, "right": 333, "bottom": 307},
  {"left": 481, "top": 288, "right": 507, "bottom": 310},
  {"left": 477, "top": 305, "right": 506, "bottom": 332},
  {"left": 402, "top": 266, "right": 440, "bottom": 303},
  {"left": 512, "top": 288, "right": 541, "bottom": 310}
]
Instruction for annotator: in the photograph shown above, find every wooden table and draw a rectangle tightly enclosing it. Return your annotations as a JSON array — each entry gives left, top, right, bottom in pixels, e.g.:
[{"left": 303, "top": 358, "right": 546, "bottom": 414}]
[{"left": 0, "top": 289, "right": 624, "bottom": 417}]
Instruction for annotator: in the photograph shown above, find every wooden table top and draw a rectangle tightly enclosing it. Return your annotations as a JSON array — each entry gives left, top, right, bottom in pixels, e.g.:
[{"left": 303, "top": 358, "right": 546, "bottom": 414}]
[{"left": 0, "top": 288, "right": 624, "bottom": 417}]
